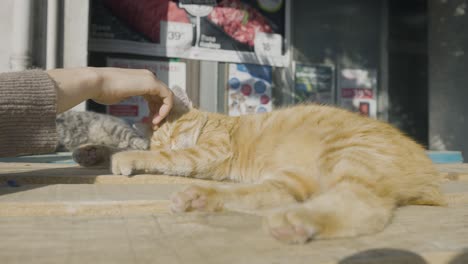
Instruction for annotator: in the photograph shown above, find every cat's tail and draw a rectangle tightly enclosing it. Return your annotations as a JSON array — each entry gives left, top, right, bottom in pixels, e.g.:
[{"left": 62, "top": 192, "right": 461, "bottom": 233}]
[{"left": 399, "top": 183, "right": 447, "bottom": 206}]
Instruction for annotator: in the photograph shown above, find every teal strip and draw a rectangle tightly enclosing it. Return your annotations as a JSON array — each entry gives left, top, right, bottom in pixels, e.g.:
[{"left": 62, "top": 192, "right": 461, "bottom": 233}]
[{"left": 427, "top": 151, "right": 463, "bottom": 164}]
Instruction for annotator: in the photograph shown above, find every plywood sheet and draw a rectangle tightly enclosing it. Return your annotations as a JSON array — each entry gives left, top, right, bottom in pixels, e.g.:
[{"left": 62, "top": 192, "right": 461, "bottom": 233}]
[{"left": 0, "top": 162, "right": 467, "bottom": 264}]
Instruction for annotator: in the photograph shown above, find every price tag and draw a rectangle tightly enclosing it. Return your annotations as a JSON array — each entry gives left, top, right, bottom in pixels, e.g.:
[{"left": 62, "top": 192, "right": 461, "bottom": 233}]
[
  {"left": 160, "top": 21, "right": 194, "bottom": 48},
  {"left": 254, "top": 32, "right": 282, "bottom": 56}
]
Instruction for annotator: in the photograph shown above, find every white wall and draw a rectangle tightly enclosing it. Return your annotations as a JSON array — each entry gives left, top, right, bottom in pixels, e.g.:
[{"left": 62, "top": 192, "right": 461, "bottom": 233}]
[
  {"left": 0, "top": 0, "right": 48, "bottom": 72},
  {"left": 0, "top": 0, "right": 14, "bottom": 72},
  {"left": 62, "top": 0, "right": 89, "bottom": 68},
  {"left": 0, "top": 0, "right": 89, "bottom": 70}
]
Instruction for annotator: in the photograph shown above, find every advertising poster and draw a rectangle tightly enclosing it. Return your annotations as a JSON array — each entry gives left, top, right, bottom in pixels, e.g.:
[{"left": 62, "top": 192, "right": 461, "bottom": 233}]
[
  {"left": 338, "top": 69, "right": 377, "bottom": 118},
  {"left": 228, "top": 63, "right": 273, "bottom": 116},
  {"left": 294, "top": 63, "right": 334, "bottom": 105},
  {"left": 106, "top": 58, "right": 187, "bottom": 124},
  {"left": 89, "top": 0, "right": 288, "bottom": 66}
]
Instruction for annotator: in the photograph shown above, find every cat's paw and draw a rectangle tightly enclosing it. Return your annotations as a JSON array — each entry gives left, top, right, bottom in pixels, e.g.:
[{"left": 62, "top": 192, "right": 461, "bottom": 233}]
[
  {"left": 170, "top": 185, "right": 223, "bottom": 213},
  {"left": 72, "top": 144, "right": 110, "bottom": 167},
  {"left": 129, "top": 138, "right": 150, "bottom": 150},
  {"left": 111, "top": 152, "right": 136, "bottom": 176},
  {"left": 265, "top": 208, "right": 318, "bottom": 244}
]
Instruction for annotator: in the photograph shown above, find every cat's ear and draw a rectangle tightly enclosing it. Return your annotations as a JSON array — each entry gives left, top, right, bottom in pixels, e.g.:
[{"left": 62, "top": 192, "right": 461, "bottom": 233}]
[{"left": 171, "top": 86, "right": 192, "bottom": 111}]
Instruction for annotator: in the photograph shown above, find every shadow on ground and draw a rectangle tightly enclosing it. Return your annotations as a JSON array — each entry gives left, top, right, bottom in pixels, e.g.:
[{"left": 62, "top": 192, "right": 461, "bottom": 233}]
[{"left": 339, "top": 248, "right": 468, "bottom": 264}]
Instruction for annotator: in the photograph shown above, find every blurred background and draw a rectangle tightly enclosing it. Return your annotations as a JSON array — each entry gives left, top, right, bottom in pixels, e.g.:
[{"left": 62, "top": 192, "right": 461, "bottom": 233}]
[{"left": 0, "top": 0, "right": 466, "bottom": 156}]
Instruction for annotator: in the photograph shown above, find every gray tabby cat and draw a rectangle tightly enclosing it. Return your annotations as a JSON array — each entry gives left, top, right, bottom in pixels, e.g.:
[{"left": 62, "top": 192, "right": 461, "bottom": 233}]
[{"left": 56, "top": 111, "right": 149, "bottom": 167}]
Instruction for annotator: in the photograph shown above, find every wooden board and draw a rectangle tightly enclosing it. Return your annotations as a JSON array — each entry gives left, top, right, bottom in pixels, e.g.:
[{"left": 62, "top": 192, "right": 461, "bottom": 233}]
[{"left": 0, "top": 162, "right": 467, "bottom": 264}]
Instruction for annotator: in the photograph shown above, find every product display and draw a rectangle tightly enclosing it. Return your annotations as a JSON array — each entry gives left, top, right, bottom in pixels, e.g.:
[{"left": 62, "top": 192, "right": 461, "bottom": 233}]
[
  {"left": 294, "top": 63, "right": 334, "bottom": 105},
  {"left": 228, "top": 63, "right": 273, "bottom": 116},
  {"left": 208, "top": 0, "right": 273, "bottom": 47},
  {"left": 338, "top": 69, "right": 377, "bottom": 118},
  {"left": 89, "top": 0, "right": 288, "bottom": 66}
]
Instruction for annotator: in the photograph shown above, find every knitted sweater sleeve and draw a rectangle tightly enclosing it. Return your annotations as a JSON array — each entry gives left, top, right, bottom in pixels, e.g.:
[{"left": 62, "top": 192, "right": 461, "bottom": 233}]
[{"left": 0, "top": 70, "right": 58, "bottom": 157}]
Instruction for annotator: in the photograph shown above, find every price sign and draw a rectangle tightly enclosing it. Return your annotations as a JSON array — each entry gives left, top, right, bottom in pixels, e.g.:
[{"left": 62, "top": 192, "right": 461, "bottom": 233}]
[
  {"left": 254, "top": 32, "right": 282, "bottom": 56},
  {"left": 160, "top": 21, "right": 194, "bottom": 48}
]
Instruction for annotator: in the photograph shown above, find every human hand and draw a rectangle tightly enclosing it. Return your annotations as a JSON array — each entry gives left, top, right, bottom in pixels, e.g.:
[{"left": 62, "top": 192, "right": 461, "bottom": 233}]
[
  {"left": 47, "top": 67, "right": 174, "bottom": 125},
  {"left": 91, "top": 67, "right": 174, "bottom": 125}
]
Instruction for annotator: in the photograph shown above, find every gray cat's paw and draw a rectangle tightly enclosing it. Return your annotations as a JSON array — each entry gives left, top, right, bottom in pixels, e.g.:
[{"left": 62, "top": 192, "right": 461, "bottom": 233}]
[
  {"left": 265, "top": 208, "right": 318, "bottom": 244},
  {"left": 129, "top": 138, "right": 150, "bottom": 150},
  {"left": 72, "top": 145, "right": 110, "bottom": 167},
  {"left": 111, "top": 152, "right": 136, "bottom": 176},
  {"left": 170, "top": 185, "right": 223, "bottom": 213}
]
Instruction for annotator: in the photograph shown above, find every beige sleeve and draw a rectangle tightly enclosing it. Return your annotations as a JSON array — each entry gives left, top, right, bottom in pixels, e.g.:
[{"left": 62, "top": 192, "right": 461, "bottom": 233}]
[{"left": 0, "top": 70, "right": 58, "bottom": 157}]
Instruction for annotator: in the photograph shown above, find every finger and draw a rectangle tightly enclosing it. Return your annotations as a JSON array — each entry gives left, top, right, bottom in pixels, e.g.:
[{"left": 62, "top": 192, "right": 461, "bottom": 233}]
[
  {"left": 144, "top": 95, "right": 170, "bottom": 125},
  {"left": 152, "top": 103, "right": 171, "bottom": 125},
  {"left": 156, "top": 86, "right": 174, "bottom": 115},
  {"left": 151, "top": 91, "right": 173, "bottom": 124},
  {"left": 140, "top": 75, "right": 174, "bottom": 124}
]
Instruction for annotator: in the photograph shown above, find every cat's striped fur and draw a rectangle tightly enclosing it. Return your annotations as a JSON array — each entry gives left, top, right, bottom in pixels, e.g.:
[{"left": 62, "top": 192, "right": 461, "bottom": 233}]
[
  {"left": 57, "top": 111, "right": 149, "bottom": 167},
  {"left": 110, "top": 88, "right": 445, "bottom": 244}
]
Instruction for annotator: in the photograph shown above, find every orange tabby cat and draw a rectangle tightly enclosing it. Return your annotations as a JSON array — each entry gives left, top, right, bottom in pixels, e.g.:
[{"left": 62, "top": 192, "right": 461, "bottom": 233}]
[{"left": 111, "top": 88, "right": 445, "bottom": 244}]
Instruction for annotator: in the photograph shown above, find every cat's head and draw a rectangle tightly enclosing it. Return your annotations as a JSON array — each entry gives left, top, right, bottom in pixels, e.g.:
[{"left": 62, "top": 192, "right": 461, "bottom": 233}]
[{"left": 149, "top": 86, "right": 207, "bottom": 150}]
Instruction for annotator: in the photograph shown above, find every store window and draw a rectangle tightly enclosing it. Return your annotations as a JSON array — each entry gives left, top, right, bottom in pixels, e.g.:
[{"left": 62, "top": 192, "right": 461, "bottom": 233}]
[{"left": 87, "top": 0, "right": 429, "bottom": 145}]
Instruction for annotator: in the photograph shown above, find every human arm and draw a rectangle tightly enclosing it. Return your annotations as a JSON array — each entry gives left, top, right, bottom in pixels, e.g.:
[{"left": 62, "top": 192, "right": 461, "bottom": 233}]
[
  {"left": 0, "top": 67, "right": 174, "bottom": 157},
  {"left": 47, "top": 67, "right": 173, "bottom": 125},
  {"left": 0, "top": 70, "right": 57, "bottom": 157}
]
